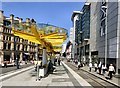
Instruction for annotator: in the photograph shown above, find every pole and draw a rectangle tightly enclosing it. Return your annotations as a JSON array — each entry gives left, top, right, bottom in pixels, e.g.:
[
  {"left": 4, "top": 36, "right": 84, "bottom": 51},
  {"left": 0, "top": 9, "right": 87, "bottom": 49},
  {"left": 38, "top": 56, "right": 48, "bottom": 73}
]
[
  {"left": 42, "top": 47, "right": 47, "bottom": 66},
  {"left": 36, "top": 44, "right": 39, "bottom": 81},
  {"left": 105, "top": 1, "right": 108, "bottom": 67},
  {"left": 116, "top": 1, "right": 120, "bottom": 75},
  {"left": 14, "top": 36, "right": 19, "bottom": 69},
  {"left": 84, "top": 43, "right": 86, "bottom": 63}
]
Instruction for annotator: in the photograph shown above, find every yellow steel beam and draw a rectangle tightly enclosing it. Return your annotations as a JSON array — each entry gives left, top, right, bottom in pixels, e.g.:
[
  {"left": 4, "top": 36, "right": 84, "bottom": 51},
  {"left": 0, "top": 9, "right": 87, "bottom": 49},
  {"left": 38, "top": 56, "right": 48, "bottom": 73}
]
[
  {"left": 42, "top": 34, "right": 66, "bottom": 38},
  {"left": 13, "top": 32, "right": 64, "bottom": 46},
  {"left": 45, "top": 39, "right": 64, "bottom": 42},
  {"left": 12, "top": 24, "right": 67, "bottom": 53},
  {"left": 12, "top": 28, "right": 66, "bottom": 45},
  {"left": 12, "top": 27, "right": 41, "bottom": 44}
]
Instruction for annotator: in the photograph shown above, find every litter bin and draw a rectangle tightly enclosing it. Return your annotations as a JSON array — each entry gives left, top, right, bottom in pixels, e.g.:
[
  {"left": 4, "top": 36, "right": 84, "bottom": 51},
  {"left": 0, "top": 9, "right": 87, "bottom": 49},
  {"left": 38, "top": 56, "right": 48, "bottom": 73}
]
[{"left": 39, "top": 67, "right": 47, "bottom": 77}]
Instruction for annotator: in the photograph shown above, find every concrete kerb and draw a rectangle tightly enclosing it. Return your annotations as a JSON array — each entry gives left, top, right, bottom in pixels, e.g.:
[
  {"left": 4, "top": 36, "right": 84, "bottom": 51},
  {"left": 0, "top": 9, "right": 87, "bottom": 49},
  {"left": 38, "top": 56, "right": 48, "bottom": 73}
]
[
  {"left": 61, "top": 61, "right": 92, "bottom": 87},
  {"left": 69, "top": 62, "right": 120, "bottom": 87},
  {"left": 0, "top": 66, "right": 34, "bottom": 81}
]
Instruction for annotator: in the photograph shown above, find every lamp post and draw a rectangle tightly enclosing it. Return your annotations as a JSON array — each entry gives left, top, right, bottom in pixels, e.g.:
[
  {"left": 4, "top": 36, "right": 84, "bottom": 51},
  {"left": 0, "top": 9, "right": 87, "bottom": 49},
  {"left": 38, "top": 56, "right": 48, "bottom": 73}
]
[
  {"left": 101, "top": 1, "right": 107, "bottom": 67},
  {"left": 104, "top": 3, "right": 107, "bottom": 67},
  {"left": 116, "top": 1, "right": 120, "bottom": 75},
  {"left": 14, "top": 36, "right": 19, "bottom": 69},
  {"left": 79, "top": 31, "right": 82, "bottom": 62},
  {"left": 36, "top": 44, "right": 39, "bottom": 81}
]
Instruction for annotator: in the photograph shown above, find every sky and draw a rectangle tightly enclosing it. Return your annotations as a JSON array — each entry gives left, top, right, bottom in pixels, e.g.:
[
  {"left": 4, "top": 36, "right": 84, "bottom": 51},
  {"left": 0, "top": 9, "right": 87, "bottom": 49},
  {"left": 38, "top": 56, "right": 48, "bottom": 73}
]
[{"left": 2, "top": 2, "right": 85, "bottom": 37}]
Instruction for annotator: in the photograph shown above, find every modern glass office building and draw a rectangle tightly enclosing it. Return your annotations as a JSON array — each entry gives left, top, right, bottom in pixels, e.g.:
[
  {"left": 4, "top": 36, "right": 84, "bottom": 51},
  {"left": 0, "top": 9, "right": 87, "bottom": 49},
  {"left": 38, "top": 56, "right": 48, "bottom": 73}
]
[
  {"left": 71, "top": 0, "right": 120, "bottom": 74},
  {"left": 80, "top": 2, "right": 90, "bottom": 63},
  {"left": 71, "top": 2, "right": 90, "bottom": 63},
  {"left": 71, "top": 11, "right": 83, "bottom": 60}
]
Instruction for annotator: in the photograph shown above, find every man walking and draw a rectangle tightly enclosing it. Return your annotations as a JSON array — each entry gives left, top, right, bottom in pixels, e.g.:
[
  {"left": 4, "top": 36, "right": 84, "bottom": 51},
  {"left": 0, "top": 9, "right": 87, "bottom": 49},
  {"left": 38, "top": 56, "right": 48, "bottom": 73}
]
[
  {"left": 102, "top": 63, "right": 106, "bottom": 75},
  {"left": 58, "top": 59, "right": 61, "bottom": 66},
  {"left": 98, "top": 61, "right": 102, "bottom": 74},
  {"left": 108, "top": 64, "right": 115, "bottom": 79},
  {"left": 94, "top": 62, "right": 97, "bottom": 72},
  {"left": 4, "top": 59, "right": 7, "bottom": 68},
  {"left": 77, "top": 61, "right": 81, "bottom": 70},
  {"left": 89, "top": 62, "right": 92, "bottom": 72}
]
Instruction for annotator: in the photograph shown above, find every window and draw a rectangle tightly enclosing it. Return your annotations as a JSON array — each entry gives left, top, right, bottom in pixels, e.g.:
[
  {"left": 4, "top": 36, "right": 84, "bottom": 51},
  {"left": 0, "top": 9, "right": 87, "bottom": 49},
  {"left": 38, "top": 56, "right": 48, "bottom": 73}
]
[
  {"left": 17, "top": 45, "right": 20, "bottom": 50},
  {"left": 7, "top": 29, "right": 9, "bottom": 33},
  {"left": 3, "top": 35, "right": 5, "bottom": 40},
  {"left": 9, "top": 29, "right": 11, "bottom": 33},
  {"left": 19, "top": 38, "right": 20, "bottom": 42},
  {"left": 4, "top": 43, "right": 6, "bottom": 49},
  {"left": 26, "top": 46, "right": 27, "bottom": 51},
  {"left": 9, "top": 37, "right": 11, "bottom": 41},
  {"left": 8, "top": 43, "right": 11, "bottom": 50},
  {"left": 22, "top": 45, "right": 24, "bottom": 51},
  {"left": 6, "top": 36, "right": 8, "bottom": 40},
  {"left": 3, "top": 29, "right": 5, "bottom": 33}
]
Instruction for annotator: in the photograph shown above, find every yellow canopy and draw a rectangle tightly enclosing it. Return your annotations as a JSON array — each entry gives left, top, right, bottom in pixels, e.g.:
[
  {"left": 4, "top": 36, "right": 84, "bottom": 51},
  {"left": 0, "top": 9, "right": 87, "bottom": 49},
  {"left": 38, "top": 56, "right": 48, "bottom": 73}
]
[{"left": 12, "top": 24, "right": 67, "bottom": 53}]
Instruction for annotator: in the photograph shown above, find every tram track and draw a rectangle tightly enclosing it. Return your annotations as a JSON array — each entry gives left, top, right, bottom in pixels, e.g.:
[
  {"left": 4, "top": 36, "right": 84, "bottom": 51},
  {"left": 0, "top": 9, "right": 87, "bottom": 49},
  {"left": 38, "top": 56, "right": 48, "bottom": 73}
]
[{"left": 65, "top": 62, "right": 118, "bottom": 88}]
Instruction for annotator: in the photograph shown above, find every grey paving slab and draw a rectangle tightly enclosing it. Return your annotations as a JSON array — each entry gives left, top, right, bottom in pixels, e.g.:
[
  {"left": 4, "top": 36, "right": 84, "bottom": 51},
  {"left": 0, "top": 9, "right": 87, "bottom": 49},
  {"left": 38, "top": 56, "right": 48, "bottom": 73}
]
[
  {"left": 0, "top": 63, "right": 33, "bottom": 74},
  {"left": 1, "top": 63, "right": 74, "bottom": 87}
]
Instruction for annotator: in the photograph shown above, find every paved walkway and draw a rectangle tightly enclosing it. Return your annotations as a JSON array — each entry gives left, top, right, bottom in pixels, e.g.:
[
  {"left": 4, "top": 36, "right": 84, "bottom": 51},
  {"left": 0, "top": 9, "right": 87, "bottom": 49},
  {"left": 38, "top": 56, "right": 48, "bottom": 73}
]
[
  {"left": 1, "top": 61, "right": 92, "bottom": 87},
  {"left": 68, "top": 61, "right": 120, "bottom": 87}
]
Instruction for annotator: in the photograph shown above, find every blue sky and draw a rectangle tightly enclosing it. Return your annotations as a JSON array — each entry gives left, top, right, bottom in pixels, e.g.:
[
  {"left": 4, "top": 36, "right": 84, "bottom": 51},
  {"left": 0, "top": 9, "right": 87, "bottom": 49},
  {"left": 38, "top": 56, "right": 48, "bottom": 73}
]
[{"left": 2, "top": 2, "right": 84, "bottom": 36}]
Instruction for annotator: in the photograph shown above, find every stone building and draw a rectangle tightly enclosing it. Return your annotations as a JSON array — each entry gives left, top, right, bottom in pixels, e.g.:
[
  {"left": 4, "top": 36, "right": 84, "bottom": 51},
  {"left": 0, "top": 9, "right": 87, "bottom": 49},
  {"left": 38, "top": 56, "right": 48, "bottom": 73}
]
[{"left": 0, "top": 10, "right": 38, "bottom": 65}]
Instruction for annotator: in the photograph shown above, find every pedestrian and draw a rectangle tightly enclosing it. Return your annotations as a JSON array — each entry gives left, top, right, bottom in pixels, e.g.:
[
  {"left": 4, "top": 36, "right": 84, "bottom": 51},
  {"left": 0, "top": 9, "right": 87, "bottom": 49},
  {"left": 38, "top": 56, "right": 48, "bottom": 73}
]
[
  {"left": 77, "top": 61, "right": 81, "bottom": 70},
  {"left": 94, "top": 62, "right": 98, "bottom": 72},
  {"left": 104, "top": 70, "right": 110, "bottom": 79},
  {"left": 54, "top": 59, "right": 57, "bottom": 66},
  {"left": 98, "top": 61, "right": 102, "bottom": 74},
  {"left": 58, "top": 59, "right": 61, "bottom": 66},
  {"left": 75, "top": 59, "right": 77, "bottom": 65},
  {"left": 89, "top": 62, "right": 92, "bottom": 72},
  {"left": 108, "top": 64, "right": 115, "bottom": 79},
  {"left": 48, "top": 60, "right": 55, "bottom": 73},
  {"left": 34, "top": 60, "right": 38, "bottom": 71},
  {"left": 4, "top": 59, "right": 7, "bottom": 68},
  {"left": 102, "top": 63, "right": 106, "bottom": 75},
  {"left": 19, "top": 61, "right": 22, "bottom": 68}
]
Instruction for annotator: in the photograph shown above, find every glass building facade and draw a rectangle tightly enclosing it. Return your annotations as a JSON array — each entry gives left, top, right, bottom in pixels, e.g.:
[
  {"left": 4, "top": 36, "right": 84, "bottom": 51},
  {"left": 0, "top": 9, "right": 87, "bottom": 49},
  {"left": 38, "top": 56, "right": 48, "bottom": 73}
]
[
  {"left": 81, "top": 4, "right": 90, "bottom": 42},
  {"left": 78, "top": 3, "right": 90, "bottom": 63},
  {"left": 71, "top": 3, "right": 90, "bottom": 63}
]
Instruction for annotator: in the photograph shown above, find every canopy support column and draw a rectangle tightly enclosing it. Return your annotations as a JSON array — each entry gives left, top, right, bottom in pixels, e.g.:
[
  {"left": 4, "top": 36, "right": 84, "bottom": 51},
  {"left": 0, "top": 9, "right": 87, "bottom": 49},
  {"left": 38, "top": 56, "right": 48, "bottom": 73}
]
[{"left": 42, "top": 47, "right": 47, "bottom": 66}]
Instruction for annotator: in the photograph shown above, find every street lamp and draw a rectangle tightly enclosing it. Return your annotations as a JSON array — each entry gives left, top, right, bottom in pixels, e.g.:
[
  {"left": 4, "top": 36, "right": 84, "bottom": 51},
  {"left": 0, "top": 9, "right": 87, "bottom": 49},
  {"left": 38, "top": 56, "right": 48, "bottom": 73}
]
[
  {"left": 14, "top": 36, "right": 19, "bottom": 69},
  {"left": 35, "top": 44, "right": 39, "bottom": 81},
  {"left": 116, "top": 2, "right": 120, "bottom": 75},
  {"left": 104, "top": 4, "right": 107, "bottom": 68}
]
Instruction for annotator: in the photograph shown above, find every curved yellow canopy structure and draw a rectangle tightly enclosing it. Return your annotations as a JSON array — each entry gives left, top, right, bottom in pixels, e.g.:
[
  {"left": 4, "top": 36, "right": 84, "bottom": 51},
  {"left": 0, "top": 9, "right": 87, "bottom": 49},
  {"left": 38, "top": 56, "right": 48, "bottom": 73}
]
[{"left": 12, "top": 22, "right": 68, "bottom": 53}]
